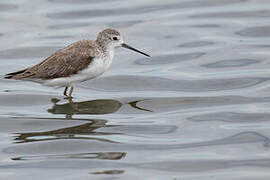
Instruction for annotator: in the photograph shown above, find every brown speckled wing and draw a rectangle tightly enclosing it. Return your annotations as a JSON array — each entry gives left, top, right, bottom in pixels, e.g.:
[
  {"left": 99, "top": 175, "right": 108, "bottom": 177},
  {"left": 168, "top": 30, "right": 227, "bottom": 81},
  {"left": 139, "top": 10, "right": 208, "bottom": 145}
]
[{"left": 7, "top": 40, "right": 96, "bottom": 80}]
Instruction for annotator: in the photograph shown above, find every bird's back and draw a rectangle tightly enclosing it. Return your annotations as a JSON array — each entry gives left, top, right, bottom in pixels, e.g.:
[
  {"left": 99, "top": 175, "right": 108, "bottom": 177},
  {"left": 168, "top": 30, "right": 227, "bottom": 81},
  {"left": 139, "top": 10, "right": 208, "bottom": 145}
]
[{"left": 5, "top": 40, "right": 101, "bottom": 80}]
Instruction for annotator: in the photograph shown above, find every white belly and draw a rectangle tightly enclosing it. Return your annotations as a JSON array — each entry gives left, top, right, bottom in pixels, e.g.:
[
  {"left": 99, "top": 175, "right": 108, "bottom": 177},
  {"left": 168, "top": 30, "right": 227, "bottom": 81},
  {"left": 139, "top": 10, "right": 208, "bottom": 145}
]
[{"left": 43, "top": 56, "right": 113, "bottom": 87}]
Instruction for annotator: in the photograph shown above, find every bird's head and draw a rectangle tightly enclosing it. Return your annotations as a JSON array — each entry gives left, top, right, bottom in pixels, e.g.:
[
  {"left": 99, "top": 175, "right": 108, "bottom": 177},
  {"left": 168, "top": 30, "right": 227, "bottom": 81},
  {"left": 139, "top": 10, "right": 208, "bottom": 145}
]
[{"left": 97, "top": 28, "right": 150, "bottom": 57}]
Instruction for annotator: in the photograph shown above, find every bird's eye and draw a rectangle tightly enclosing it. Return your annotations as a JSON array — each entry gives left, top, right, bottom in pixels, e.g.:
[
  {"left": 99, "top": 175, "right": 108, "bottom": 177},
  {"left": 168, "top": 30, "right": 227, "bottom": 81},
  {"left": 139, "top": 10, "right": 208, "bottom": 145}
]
[{"left": 113, "top": 37, "right": 118, "bottom": 40}]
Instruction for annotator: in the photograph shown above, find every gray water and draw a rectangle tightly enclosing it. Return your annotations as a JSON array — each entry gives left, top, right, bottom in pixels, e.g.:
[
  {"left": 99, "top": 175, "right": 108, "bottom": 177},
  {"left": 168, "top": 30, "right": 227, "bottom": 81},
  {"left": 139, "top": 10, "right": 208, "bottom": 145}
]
[{"left": 1, "top": 0, "right": 270, "bottom": 179}]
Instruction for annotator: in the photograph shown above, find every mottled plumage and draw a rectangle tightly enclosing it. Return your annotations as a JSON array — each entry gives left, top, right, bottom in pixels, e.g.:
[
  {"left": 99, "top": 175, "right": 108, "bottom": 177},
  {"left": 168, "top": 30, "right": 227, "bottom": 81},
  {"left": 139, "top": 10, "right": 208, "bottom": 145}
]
[
  {"left": 5, "top": 28, "right": 150, "bottom": 97},
  {"left": 6, "top": 41, "right": 96, "bottom": 80}
]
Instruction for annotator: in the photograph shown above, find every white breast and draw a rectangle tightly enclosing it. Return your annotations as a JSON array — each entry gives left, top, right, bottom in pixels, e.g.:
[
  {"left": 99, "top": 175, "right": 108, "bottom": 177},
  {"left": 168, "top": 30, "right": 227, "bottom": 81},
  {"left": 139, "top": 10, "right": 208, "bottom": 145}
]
[{"left": 81, "top": 55, "right": 113, "bottom": 79}]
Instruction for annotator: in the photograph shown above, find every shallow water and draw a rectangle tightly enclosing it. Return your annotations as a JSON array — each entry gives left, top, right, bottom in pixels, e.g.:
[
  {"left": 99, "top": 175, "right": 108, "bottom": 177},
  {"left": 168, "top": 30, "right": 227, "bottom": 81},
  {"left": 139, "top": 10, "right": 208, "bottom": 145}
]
[{"left": 1, "top": 0, "right": 270, "bottom": 179}]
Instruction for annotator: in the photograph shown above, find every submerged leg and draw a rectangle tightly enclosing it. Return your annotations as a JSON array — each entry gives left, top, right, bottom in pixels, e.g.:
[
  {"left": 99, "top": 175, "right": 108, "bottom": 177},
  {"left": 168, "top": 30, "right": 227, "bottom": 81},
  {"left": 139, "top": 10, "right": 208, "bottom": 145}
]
[
  {"left": 63, "top": 87, "right": 68, "bottom": 96},
  {"left": 68, "top": 86, "right": 74, "bottom": 98}
]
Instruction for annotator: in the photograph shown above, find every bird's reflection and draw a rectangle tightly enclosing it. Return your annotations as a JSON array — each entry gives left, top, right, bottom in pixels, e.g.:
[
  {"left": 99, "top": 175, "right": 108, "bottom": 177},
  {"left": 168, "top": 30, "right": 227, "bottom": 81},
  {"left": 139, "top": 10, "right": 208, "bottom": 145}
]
[
  {"left": 14, "top": 98, "right": 153, "bottom": 143},
  {"left": 14, "top": 119, "right": 122, "bottom": 143},
  {"left": 128, "top": 100, "right": 152, "bottom": 112},
  {"left": 48, "top": 98, "right": 122, "bottom": 118}
]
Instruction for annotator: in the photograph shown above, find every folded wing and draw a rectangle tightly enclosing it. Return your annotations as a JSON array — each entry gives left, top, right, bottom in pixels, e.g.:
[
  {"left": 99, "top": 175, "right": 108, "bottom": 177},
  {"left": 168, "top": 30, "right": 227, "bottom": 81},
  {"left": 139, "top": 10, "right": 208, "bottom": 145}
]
[{"left": 5, "top": 40, "right": 95, "bottom": 80}]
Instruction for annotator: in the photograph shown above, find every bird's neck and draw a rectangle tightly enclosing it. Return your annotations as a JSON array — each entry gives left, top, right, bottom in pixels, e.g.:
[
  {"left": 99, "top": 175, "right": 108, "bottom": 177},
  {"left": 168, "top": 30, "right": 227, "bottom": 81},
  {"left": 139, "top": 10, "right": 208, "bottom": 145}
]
[{"left": 96, "top": 40, "right": 114, "bottom": 59}]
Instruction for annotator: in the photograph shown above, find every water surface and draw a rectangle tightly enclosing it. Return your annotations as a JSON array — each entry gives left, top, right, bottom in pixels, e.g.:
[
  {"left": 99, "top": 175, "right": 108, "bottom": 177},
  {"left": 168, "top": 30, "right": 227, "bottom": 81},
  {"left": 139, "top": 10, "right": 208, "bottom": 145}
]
[{"left": 1, "top": 0, "right": 270, "bottom": 179}]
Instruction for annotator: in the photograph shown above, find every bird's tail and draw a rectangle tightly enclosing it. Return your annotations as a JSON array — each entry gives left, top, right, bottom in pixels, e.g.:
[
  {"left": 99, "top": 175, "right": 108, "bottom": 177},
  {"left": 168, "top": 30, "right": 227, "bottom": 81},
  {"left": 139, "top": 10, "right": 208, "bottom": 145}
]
[{"left": 4, "top": 69, "right": 27, "bottom": 79}]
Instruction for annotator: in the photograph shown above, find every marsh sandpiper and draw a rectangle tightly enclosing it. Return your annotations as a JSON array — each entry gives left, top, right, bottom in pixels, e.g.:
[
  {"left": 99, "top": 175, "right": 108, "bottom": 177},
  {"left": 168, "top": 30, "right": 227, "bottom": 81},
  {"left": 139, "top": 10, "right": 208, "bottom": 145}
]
[{"left": 5, "top": 28, "right": 150, "bottom": 98}]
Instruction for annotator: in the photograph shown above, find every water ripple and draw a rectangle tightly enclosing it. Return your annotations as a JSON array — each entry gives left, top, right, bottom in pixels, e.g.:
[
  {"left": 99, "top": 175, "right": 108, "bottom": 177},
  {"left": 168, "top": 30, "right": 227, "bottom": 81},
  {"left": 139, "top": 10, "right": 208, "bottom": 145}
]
[
  {"left": 202, "top": 59, "right": 261, "bottom": 68},
  {"left": 236, "top": 26, "right": 270, "bottom": 37},
  {"left": 85, "top": 75, "right": 268, "bottom": 92},
  {"left": 135, "top": 53, "right": 205, "bottom": 65},
  {"left": 1, "top": 0, "right": 270, "bottom": 179}
]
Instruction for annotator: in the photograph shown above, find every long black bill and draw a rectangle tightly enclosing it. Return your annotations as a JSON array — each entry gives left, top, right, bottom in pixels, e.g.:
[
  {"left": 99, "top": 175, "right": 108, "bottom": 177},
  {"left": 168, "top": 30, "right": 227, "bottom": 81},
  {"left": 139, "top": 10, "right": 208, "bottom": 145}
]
[{"left": 121, "top": 43, "right": 150, "bottom": 57}]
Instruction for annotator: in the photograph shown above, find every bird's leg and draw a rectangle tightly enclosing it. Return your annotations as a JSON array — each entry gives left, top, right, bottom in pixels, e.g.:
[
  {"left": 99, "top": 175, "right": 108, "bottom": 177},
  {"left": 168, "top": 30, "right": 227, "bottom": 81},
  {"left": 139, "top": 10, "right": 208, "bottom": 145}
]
[
  {"left": 63, "top": 87, "right": 68, "bottom": 96},
  {"left": 68, "top": 86, "right": 74, "bottom": 98}
]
